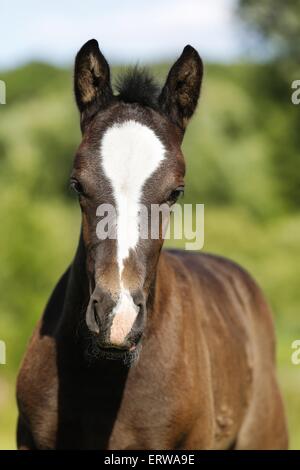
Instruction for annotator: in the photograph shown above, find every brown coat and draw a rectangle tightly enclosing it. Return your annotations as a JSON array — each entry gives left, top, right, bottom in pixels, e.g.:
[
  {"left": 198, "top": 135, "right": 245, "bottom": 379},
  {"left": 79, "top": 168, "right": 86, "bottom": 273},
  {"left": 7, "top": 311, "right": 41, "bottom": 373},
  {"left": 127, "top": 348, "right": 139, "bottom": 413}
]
[{"left": 17, "top": 249, "right": 288, "bottom": 449}]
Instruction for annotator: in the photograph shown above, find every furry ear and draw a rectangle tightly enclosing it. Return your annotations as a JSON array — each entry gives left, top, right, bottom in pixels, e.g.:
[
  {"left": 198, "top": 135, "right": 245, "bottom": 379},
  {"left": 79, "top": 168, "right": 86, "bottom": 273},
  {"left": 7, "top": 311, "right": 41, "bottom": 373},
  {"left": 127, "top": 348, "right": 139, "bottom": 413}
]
[
  {"left": 74, "top": 39, "right": 113, "bottom": 127},
  {"left": 159, "top": 46, "right": 203, "bottom": 131}
]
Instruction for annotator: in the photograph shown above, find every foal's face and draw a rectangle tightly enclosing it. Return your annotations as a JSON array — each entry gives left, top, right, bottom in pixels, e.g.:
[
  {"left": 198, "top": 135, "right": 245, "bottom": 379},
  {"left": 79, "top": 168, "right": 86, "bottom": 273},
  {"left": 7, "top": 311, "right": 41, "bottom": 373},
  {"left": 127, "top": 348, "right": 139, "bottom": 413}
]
[{"left": 72, "top": 40, "right": 202, "bottom": 361}]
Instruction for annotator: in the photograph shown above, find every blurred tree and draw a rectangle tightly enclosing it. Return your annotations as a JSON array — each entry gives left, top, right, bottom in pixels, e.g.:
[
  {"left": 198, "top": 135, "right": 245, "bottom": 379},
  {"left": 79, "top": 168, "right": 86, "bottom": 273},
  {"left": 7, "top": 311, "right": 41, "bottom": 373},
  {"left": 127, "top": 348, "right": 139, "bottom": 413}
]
[
  {"left": 237, "top": 0, "right": 300, "bottom": 210},
  {"left": 238, "top": 0, "right": 300, "bottom": 60},
  {"left": 32, "top": 128, "right": 78, "bottom": 200}
]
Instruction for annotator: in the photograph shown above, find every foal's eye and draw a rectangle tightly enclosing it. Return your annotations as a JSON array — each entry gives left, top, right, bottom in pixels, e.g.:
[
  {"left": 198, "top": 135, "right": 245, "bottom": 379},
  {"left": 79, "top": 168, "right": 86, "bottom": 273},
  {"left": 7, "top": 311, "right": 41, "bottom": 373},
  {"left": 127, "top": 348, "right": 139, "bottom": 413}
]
[
  {"left": 167, "top": 186, "right": 185, "bottom": 204},
  {"left": 70, "top": 178, "right": 84, "bottom": 196}
]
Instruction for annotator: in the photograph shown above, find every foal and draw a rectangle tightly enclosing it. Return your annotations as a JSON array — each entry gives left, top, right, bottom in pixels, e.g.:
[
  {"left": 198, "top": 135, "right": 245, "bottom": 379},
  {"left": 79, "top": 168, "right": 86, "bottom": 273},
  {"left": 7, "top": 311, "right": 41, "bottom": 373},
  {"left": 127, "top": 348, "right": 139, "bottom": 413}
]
[{"left": 17, "top": 40, "right": 288, "bottom": 449}]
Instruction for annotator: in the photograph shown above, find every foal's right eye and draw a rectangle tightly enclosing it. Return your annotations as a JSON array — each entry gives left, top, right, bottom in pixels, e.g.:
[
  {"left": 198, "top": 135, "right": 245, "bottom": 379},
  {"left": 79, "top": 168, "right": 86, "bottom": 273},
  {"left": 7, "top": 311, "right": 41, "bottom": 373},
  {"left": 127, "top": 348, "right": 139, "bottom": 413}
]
[
  {"left": 70, "top": 178, "right": 84, "bottom": 196},
  {"left": 167, "top": 186, "right": 185, "bottom": 205}
]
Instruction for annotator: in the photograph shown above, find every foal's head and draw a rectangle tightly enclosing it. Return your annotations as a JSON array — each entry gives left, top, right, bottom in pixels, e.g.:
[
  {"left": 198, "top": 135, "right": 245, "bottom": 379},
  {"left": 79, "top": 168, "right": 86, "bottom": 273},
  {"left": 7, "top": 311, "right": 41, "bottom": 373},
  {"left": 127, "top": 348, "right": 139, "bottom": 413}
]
[{"left": 72, "top": 39, "right": 202, "bottom": 362}]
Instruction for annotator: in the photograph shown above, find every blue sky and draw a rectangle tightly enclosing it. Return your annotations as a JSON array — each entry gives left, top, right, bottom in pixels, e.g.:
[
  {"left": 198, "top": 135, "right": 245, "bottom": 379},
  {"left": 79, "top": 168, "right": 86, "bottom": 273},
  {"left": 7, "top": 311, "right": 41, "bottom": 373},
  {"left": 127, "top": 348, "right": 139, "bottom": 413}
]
[{"left": 1, "top": 0, "right": 246, "bottom": 69}]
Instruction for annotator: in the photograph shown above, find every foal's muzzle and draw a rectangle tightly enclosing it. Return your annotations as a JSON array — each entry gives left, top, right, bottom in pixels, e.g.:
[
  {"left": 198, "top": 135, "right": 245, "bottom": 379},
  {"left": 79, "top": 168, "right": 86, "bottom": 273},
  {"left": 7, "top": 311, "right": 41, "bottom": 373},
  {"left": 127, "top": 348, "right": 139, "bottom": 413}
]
[{"left": 86, "top": 285, "right": 145, "bottom": 351}]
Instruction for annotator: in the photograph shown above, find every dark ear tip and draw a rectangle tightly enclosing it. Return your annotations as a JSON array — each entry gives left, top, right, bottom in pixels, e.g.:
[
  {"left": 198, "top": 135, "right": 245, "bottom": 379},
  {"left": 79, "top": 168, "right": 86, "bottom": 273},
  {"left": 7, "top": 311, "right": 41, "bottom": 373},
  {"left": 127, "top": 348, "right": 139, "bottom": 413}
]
[
  {"left": 77, "top": 39, "right": 99, "bottom": 56},
  {"left": 183, "top": 44, "right": 196, "bottom": 53},
  {"left": 182, "top": 45, "right": 202, "bottom": 61},
  {"left": 85, "top": 38, "right": 99, "bottom": 48}
]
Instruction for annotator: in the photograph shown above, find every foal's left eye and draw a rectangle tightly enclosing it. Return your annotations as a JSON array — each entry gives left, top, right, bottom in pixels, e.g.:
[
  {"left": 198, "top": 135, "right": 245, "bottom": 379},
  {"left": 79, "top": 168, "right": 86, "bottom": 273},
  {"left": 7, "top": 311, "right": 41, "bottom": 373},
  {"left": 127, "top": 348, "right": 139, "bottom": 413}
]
[
  {"left": 70, "top": 179, "right": 84, "bottom": 195},
  {"left": 167, "top": 186, "right": 185, "bottom": 204}
]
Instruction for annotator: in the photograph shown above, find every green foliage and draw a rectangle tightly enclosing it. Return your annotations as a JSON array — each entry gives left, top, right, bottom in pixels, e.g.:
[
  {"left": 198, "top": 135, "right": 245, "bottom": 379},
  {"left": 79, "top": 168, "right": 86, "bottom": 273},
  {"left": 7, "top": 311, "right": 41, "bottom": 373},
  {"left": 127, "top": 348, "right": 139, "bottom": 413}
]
[
  {"left": 237, "top": 0, "right": 300, "bottom": 59},
  {"left": 237, "top": 0, "right": 300, "bottom": 209},
  {"left": 1, "top": 62, "right": 70, "bottom": 105},
  {"left": 0, "top": 61, "right": 299, "bottom": 449}
]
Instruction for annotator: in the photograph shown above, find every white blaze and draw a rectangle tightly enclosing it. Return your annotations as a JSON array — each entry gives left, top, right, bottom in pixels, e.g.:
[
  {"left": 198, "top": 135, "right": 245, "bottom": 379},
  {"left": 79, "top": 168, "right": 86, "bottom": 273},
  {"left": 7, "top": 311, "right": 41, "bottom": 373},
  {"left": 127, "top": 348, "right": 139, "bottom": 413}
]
[
  {"left": 100, "top": 120, "right": 165, "bottom": 344},
  {"left": 101, "top": 120, "right": 165, "bottom": 275},
  {"left": 110, "top": 289, "right": 139, "bottom": 346}
]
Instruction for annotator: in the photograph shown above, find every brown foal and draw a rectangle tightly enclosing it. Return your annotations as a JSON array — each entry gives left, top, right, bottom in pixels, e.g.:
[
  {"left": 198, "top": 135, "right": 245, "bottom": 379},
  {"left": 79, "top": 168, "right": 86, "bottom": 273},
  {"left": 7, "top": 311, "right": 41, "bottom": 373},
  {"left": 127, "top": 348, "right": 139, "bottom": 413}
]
[{"left": 16, "top": 40, "right": 288, "bottom": 450}]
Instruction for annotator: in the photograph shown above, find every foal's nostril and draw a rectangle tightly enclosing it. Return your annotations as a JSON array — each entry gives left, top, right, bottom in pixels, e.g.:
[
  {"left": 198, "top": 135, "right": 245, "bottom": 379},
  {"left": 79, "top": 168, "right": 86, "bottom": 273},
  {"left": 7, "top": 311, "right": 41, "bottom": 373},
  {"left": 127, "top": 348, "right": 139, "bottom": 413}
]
[
  {"left": 132, "top": 302, "right": 145, "bottom": 330},
  {"left": 93, "top": 302, "right": 100, "bottom": 329}
]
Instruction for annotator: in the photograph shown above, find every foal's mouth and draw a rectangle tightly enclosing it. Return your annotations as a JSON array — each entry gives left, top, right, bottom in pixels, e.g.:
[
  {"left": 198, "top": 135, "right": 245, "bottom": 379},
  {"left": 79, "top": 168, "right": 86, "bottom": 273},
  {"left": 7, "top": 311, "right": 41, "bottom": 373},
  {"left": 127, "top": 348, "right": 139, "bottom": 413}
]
[
  {"left": 97, "top": 341, "right": 141, "bottom": 364},
  {"left": 90, "top": 328, "right": 143, "bottom": 362},
  {"left": 98, "top": 343, "right": 137, "bottom": 355}
]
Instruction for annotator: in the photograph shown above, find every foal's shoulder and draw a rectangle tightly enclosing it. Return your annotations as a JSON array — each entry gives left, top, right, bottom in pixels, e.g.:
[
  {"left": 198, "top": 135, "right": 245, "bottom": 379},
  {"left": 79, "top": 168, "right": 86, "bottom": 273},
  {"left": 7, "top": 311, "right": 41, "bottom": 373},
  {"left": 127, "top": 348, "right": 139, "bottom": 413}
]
[
  {"left": 163, "top": 249, "right": 273, "bottom": 330},
  {"left": 163, "top": 249, "right": 258, "bottom": 291},
  {"left": 16, "top": 270, "right": 71, "bottom": 422}
]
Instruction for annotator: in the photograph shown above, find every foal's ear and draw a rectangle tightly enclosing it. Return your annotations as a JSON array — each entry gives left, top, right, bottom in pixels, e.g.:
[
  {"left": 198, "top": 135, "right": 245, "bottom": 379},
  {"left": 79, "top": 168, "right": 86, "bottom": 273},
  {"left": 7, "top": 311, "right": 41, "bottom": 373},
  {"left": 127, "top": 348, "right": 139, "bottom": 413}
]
[
  {"left": 74, "top": 39, "right": 113, "bottom": 126},
  {"left": 159, "top": 45, "right": 203, "bottom": 131}
]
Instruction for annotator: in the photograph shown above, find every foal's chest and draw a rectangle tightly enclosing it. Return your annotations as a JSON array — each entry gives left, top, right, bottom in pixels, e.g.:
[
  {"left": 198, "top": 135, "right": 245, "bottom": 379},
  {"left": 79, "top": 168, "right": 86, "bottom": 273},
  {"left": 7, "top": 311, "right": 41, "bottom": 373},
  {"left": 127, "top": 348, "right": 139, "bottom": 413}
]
[{"left": 38, "top": 359, "right": 197, "bottom": 449}]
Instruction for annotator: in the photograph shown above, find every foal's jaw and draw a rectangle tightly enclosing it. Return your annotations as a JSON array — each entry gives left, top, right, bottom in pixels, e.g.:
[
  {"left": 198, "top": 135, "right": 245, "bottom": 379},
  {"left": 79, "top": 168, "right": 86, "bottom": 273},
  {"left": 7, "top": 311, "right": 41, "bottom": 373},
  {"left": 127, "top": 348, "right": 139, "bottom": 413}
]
[{"left": 72, "top": 39, "right": 203, "bottom": 361}]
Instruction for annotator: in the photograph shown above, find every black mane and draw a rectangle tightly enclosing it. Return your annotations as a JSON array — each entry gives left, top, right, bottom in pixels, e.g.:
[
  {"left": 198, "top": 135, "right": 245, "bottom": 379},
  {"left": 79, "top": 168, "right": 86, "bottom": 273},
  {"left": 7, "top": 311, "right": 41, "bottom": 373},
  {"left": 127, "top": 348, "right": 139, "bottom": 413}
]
[{"left": 115, "top": 67, "right": 160, "bottom": 109}]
